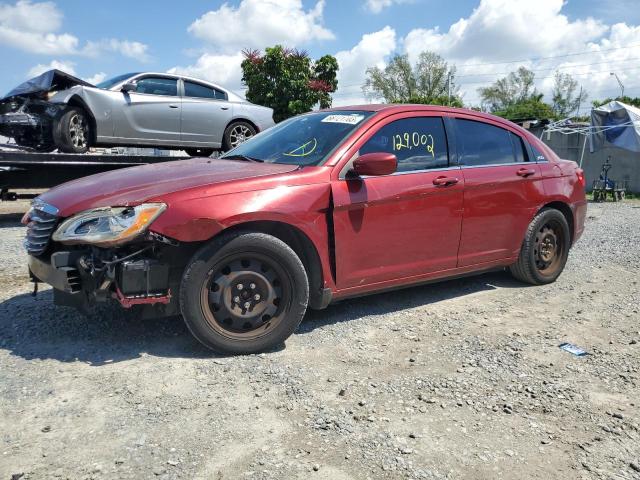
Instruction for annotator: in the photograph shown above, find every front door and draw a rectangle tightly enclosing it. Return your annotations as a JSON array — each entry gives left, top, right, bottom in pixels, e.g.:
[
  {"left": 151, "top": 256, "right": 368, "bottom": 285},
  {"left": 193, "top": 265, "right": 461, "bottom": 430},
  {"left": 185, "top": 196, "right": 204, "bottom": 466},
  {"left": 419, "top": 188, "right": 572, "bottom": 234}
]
[
  {"left": 453, "top": 117, "right": 547, "bottom": 266},
  {"left": 115, "top": 76, "right": 181, "bottom": 144},
  {"left": 331, "top": 114, "right": 464, "bottom": 290}
]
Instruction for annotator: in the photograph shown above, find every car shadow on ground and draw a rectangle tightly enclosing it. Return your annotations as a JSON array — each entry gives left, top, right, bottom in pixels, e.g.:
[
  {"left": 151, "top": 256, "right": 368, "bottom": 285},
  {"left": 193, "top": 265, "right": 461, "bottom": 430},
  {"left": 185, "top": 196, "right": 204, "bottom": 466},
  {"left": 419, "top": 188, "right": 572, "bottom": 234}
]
[{"left": 0, "top": 270, "right": 525, "bottom": 366}]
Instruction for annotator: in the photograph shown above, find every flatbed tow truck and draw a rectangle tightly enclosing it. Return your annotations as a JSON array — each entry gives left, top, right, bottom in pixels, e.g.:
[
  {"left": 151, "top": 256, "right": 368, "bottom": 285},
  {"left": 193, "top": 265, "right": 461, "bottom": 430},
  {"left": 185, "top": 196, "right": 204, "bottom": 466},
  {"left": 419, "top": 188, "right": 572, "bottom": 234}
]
[{"left": 0, "top": 146, "right": 189, "bottom": 201}]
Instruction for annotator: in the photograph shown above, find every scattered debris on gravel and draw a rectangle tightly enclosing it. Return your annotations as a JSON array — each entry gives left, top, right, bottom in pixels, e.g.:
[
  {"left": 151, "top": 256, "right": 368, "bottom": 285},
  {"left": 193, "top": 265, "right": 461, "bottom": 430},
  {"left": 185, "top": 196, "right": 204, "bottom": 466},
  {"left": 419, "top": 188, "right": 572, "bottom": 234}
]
[{"left": 1, "top": 201, "right": 639, "bottom": 479}]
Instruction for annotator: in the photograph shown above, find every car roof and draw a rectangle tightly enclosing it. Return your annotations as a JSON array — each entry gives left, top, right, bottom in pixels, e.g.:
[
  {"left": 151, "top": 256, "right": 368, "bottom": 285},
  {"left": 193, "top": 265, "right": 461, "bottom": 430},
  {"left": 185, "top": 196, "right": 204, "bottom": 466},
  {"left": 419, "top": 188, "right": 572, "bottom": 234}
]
[
  {"left": 326, "top": 103, "right": 534, "bottom": 136},
  {"left": 126, "top": 72, "right": 245, "bottom": 102}
]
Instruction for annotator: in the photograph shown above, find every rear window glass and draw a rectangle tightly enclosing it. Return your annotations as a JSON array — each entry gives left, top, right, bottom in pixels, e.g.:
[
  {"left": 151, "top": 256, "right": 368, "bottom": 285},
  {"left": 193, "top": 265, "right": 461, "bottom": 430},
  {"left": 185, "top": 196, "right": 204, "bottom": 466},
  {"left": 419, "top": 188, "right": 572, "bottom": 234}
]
[
  {"left": 456, "top": 119, "right": 518, "bottom": 166},
  {"left": 184, "top": 81, "right": 227, "bottom": 100}
]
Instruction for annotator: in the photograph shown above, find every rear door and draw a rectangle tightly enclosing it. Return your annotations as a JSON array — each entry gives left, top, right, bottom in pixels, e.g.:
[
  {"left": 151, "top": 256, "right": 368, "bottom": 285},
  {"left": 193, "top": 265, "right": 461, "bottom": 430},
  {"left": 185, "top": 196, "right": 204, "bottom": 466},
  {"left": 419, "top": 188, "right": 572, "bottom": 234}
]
[
  {"left": 115, "top": 76, "right": 181, "bottom": 143},
  {"left": 331, "top": 113, "right": 464, "bottom": 290},
  {"left": 180, "top": 80, "right": 232, "bottom": 147},
  {"left": 455, "top": 117, "right": 546, "bottom": 266}
]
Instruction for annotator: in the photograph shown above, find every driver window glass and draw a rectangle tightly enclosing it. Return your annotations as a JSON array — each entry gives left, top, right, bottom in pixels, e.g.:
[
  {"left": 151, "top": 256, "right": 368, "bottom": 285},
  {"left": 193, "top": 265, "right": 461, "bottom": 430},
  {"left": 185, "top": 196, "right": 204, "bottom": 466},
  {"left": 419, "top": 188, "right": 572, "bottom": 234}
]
[
  {"left": 359, "top": 117, "right": 449, "bottom": 172},
  {"left": 184, "top": 81, "right": 227, "bottom": 100},
  {"left": 135, "top": 77, "right": 178, "bottom": 96}
]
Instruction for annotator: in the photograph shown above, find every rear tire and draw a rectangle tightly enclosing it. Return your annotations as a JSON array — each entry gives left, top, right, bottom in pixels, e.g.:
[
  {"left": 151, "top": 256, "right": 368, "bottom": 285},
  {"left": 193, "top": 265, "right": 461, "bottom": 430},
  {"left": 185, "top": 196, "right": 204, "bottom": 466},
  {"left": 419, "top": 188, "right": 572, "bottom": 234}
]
[
  {"left": 180, "top": 231, "right": 309, "bottom": 355},
  {"left": 509, "top": 209, "right": 571, "bottom": 285},
  {"left": 54, "top": 106, "right": 91, "bottom": 153},
  {"left": 184, "top": 148, "right": 215, "bottom": 157},
  {"left": 223, "top": 121, "right": 256, "bottom": 151}
]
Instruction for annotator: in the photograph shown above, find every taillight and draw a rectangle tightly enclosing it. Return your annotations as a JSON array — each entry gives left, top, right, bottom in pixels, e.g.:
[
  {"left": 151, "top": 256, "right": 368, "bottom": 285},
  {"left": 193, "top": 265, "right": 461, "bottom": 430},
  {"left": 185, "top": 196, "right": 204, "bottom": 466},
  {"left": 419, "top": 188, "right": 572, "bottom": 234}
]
[{"left": 576, "top": 168, "right": 586, "bottom": 187}]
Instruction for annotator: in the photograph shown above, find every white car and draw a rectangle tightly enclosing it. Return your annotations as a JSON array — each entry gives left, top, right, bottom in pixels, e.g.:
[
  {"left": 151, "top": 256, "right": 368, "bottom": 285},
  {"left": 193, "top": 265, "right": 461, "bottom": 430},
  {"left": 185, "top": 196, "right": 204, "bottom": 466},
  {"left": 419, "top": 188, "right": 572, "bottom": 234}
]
[{"left": 0, "top": 69, "right": 275, "bottom": 156}]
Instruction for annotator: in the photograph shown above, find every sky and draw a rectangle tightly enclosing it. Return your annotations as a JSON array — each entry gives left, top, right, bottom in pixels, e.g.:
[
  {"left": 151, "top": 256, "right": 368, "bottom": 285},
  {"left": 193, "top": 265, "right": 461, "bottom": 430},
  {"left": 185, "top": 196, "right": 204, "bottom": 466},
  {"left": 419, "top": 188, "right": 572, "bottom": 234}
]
[{"left": 1, "top": 0, "right": 639, "bottom": 114}]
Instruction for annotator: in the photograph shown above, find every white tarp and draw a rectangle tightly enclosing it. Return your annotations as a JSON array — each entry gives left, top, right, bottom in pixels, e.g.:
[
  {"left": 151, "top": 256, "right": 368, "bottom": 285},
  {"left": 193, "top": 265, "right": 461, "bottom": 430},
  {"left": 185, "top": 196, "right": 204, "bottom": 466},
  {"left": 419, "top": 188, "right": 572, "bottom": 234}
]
[{"left": 590, "top": 101, "right": 640, "bottom": 153}]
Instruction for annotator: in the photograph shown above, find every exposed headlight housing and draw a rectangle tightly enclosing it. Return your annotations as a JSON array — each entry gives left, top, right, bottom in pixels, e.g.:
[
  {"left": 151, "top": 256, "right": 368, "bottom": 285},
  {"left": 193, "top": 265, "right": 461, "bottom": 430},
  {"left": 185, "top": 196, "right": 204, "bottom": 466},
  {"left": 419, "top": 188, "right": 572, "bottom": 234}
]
[{"left": 52, "top": 203, "right": 166, "bottom": 246}]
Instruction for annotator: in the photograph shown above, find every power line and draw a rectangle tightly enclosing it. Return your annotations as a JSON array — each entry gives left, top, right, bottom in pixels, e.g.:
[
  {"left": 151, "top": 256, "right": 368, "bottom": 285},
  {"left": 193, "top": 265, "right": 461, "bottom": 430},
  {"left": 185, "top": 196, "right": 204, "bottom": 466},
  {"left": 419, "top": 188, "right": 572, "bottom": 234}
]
[{"left": 454, "top": 42, "right": 640, "bottom": 69}]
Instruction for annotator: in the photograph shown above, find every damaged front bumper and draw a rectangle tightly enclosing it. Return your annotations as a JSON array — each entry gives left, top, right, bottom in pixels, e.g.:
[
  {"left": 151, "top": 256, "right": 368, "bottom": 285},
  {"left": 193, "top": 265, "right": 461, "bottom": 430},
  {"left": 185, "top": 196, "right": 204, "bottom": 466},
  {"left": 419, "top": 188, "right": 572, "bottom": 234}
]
[{"left": 28, "top": 244, "right": 181, "bottom": 317}]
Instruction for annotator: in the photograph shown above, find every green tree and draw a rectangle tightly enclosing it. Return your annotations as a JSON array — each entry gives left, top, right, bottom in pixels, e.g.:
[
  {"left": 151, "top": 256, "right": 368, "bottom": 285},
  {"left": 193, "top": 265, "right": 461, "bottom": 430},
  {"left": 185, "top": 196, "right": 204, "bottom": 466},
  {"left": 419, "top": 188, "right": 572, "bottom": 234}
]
[
  {"left": 363, "top": 52, "right": 462, "bottom": 106},
  {"left": 493, "top": 95, "right": 556, "bottom": 121},
  {"left": 592, "top": 96, "right": 640, "bottom": 108},
  {"left": 241, "top": 46, "right": 339, "bottom": 122},
  {"left": 478, "top": 66, "right": 538, "bottom": 112},
  {"left": 551, "top": 72, "right": 587, "bottom": 117}
]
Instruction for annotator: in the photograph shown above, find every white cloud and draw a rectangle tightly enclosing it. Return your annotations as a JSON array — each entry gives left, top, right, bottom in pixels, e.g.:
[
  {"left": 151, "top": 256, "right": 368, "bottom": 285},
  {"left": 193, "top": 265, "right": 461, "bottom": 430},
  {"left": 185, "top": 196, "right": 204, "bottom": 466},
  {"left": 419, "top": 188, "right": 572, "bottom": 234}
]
[
  {"left": 0, "top": 0, "right": 149, "bottom": 61},
  {"left": 0, "top": 0, "right": 78, "bottom": 55},
  {"left": 333, "top": 26, "right": 397, "bottom": 106},
  {"left": 188, "top": 0, "right": 334, "bottom": 52},
  {"left": 27, "top": 59, "right": 76, "bottom": 77},
  {"left": 83, "top": 39, "right": 150, "bottom": 62},
  {"left": 398, "top": 0, "right": 640, "bottom": 109},
  {"left": 84, "top": 72, "right": 107, "bottom": 85},
  {"left": 364, "top": 0, "right": 409, "bottom": 14},
  {"left": 168, "top": 52, "right": 245, "bottom": 92}
]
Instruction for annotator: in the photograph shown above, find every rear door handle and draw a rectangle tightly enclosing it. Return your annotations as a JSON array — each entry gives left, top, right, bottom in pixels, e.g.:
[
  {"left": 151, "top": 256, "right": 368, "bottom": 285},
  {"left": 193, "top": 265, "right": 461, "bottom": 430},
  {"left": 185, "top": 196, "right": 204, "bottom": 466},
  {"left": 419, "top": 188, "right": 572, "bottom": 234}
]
[
  {"left": 169, "top": 104, "right": 179, "bottom": 109},
  {"left": 433, "top": 176, "right": 459, "bottom": 187},
  {"left": 516, "top": 167, "right": 536, "bottom": 177},
  {"left": 221, "top": 106, "right": 229, "bottom": 110}
]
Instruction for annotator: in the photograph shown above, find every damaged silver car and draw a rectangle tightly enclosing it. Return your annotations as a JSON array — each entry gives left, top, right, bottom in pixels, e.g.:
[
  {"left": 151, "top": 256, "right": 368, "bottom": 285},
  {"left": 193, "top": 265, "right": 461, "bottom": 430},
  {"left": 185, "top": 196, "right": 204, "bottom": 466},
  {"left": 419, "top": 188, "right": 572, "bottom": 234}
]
[{"left": 0, "top": 70, "right": 274, "bottom": 155}]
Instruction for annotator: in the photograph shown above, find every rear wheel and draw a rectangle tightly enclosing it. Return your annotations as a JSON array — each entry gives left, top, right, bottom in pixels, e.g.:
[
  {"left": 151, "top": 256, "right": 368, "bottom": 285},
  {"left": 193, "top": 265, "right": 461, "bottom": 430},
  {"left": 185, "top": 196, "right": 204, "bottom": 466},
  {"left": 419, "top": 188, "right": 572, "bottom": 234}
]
[
  {"left": 54, "top": 106, "right": 91, "bottom": 153},
  {"left": 509, "top": 209, "right": 571, "bottom": 285},
  {"left": 184, "top": 147, "right": 215, "bottom": 157},
  {"left": 223, "top": 121, "right": 256, "bottom": 151},
  {"left": 180, "top": 231, "right": 309, "bottom": 355}
]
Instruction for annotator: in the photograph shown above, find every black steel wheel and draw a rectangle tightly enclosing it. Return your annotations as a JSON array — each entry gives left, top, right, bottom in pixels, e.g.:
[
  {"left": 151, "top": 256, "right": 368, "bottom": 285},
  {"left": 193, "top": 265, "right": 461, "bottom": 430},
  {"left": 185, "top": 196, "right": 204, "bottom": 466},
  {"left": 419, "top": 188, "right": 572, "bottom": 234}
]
[
  {"left": 180, "top": 231, "right": 309, "bottom": 354},
  {"left": 509, "top": 209, "right": 571, "bottom": 285},
  {"left": 54, "top": 106, "right": 90, "bottom": 153}
]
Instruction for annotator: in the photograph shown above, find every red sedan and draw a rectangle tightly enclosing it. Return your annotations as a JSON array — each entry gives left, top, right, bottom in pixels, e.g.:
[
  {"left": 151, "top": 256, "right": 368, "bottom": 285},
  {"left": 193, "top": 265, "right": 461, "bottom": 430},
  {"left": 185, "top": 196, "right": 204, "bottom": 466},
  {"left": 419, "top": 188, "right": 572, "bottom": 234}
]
[{"left": 25, "top": 105, "right": 587, "bottom": 354}]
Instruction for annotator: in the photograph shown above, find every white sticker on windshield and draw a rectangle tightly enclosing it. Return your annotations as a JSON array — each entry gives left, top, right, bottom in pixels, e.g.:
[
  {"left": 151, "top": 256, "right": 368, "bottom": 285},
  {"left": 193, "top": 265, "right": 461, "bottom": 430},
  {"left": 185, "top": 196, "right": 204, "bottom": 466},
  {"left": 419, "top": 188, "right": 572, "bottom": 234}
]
[{"left": 321, "top": 114, "right": 365, "bottom": 125}]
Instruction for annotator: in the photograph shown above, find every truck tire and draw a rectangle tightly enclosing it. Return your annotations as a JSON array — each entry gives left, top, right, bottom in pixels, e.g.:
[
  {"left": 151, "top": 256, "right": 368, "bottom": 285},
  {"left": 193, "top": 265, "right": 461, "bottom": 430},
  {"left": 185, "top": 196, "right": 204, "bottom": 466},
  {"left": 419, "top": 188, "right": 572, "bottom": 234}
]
[
  {"left": 509, "top": 208, "right": 571, "bottom": 285},
  {"left": 180, "top": 231, "right": 309, "bottom": 355},
  {"left": 54, "top": 106, "right": 91, "bottom": 154},
  {"left": 223, "top": 121, "right": 256, "bottom": 151}
]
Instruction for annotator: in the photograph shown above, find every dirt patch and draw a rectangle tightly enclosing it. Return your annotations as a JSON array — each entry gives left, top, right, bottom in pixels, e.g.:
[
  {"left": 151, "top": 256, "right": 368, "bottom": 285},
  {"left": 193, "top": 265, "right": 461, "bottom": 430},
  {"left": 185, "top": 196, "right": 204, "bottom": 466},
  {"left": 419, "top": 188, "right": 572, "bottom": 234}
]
[{"left": 0, "top": 202, "right": 639, "bottom": 479}]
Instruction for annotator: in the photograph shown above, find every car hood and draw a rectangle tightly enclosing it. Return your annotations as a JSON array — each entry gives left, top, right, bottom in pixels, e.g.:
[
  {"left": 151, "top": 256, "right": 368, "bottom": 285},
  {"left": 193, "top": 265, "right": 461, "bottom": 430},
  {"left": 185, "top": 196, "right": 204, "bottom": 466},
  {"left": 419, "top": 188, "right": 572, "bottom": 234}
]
[
  {"left": 2, "top": 69, "right": 94, "bottom": 100},
  {"left": 38, "top": 158, "right": 299, "bottom": 217}
]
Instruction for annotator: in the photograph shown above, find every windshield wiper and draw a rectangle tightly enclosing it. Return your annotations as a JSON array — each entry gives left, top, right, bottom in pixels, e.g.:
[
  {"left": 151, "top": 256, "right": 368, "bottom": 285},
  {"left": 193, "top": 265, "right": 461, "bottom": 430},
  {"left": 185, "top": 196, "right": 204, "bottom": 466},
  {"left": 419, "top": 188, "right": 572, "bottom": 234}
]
[{"left": 222, "top": 154, "right": 264, "bottom": 163}]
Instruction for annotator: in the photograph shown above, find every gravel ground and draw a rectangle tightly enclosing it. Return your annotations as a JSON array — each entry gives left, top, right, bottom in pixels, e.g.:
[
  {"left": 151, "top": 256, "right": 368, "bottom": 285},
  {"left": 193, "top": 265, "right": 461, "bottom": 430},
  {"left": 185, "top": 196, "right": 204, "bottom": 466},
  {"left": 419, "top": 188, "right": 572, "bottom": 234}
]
[{"left": 1, "top": 200, "right": 639, "bottom": 480}]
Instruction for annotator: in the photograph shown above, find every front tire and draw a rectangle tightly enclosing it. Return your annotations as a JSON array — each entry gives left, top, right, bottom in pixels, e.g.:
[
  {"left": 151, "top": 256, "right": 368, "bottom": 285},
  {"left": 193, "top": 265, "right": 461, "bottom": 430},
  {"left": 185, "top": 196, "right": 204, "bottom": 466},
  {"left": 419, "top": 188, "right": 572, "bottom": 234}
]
[
  {"left": 54, "top": 106, "right": 91, "bottom": 153},
  {"left": 509, "top": 209, "right": 571, "bottom": 285},
  {"left": 180, "top": 231, "right": 309, "bottom": 355}
]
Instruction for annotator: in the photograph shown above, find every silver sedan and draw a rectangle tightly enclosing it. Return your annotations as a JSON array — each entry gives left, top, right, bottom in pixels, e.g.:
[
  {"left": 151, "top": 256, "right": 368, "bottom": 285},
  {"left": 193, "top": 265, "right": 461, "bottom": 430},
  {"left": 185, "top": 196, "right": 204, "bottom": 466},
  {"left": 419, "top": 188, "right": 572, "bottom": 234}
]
[{"left": 0, "top": 70, "right": 275, "bottom": 155}]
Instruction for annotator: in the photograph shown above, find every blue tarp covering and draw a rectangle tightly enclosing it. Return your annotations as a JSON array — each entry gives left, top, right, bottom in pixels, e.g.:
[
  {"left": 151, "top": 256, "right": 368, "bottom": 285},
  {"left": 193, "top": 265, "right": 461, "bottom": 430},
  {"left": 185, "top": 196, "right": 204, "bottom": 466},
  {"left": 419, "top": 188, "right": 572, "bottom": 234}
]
[{"left": 590, "top": 101, "right": 640, "bottom": 153}]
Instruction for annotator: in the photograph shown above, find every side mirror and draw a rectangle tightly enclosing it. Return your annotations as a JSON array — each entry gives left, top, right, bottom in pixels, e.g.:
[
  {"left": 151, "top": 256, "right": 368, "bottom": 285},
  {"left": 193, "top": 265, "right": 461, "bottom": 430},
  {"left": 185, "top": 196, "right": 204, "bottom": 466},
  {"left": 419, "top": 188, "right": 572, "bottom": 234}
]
[
  {"left": 352, "top": 152, "right": 397, "bottom": 177},
  {"left": 121, "top": 82, "right": 137, "bottom": 93}
]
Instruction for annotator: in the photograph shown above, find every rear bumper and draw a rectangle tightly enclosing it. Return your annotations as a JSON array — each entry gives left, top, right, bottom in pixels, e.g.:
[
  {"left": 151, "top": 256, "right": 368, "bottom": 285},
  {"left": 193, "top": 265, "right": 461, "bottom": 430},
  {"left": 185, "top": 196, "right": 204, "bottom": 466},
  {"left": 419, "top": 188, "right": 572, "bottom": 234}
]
[{"left": 573, "top": 200, "right": 587, "bottom": 244}]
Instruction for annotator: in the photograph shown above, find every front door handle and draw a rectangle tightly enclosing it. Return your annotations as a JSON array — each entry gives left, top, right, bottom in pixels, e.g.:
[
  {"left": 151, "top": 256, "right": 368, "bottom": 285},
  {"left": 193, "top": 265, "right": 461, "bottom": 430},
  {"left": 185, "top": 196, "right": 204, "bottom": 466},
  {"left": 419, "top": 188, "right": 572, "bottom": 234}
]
[
  {"left": 433, "top": 176, "right": 459, "bottom": 187},
  {"left": 221, "top": 106, "right": 229, "bottom": 110},
  {"left": 169, "top": 104, "right": 179, "bottom": 109},
  {"left": 516, "top": 167, "right": 536, "bottom": 177}
]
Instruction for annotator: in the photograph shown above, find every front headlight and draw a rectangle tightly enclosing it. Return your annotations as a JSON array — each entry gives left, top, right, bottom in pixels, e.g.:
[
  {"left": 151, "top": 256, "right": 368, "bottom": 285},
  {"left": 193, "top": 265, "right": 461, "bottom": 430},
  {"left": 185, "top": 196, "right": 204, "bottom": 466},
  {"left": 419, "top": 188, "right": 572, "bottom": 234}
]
[{"left": 52, "top": 203, "right": 166, "bottom": 246}]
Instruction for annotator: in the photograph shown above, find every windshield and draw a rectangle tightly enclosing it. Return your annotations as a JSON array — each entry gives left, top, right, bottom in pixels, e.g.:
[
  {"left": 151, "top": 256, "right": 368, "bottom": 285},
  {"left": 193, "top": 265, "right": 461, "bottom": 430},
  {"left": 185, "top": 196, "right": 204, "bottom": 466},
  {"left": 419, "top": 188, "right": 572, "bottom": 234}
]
[
  {"left": 96, "top": 72, "right": 140, "bottom": 90},
  {"left": 221, "top": 110, "right": 374, "bottom": 166}
]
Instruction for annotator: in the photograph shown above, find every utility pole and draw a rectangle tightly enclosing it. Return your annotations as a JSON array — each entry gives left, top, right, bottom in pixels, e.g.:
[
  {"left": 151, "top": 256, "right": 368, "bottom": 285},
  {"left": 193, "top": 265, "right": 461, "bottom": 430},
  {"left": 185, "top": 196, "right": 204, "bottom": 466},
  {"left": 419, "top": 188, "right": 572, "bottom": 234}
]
[
  {"left": 575, "top": 85, "right": 583, "bottom": 118},
  {"left": 447, "top": 71, "right": 452, "bottom": 106},
  {"left": 610, "top": 72, "right": 624, "bottom": 99}
]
